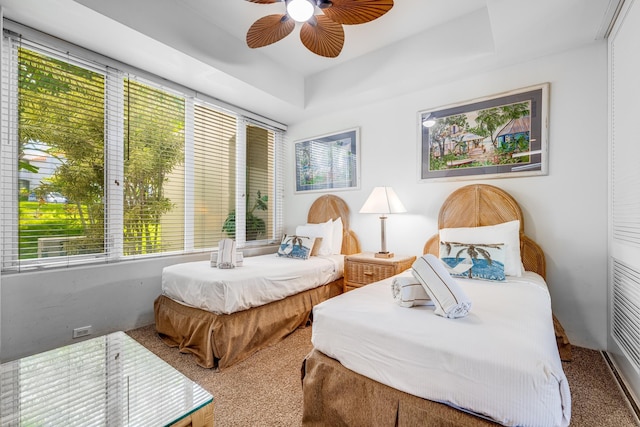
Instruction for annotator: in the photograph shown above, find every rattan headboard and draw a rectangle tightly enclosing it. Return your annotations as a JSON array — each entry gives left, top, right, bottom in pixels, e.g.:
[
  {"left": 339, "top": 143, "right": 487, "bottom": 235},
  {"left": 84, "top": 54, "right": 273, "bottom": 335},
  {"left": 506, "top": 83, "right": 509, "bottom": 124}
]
[
  {"left": 423, "top": 184, "right": 546, "bottom": 278},
  {"left": 307, "top": 194, "right": 361, "bottom": 255}
]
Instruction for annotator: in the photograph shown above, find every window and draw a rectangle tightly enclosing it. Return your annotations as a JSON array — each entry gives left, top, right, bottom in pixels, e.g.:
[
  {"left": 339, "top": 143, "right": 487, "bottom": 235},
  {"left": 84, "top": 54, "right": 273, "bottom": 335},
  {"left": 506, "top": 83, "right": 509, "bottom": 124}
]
[
  {"left": 0, "top": 28, "right": 285, "bottom": 272},
  {"left": 123, "top": 79, "right": 186, "bottom": 256},
  {"left": 16, "top": 47, "right": 106, "bottom": 262}
]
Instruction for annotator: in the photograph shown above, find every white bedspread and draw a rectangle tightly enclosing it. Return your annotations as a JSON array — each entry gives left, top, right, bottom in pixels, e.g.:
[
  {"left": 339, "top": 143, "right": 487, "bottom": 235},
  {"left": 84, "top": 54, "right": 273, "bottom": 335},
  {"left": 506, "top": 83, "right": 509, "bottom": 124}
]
[
  {"left": 311, "top": 271, "right": 571, "bottom": 427},
  {"left": 162, "top": 254, "right": 343, "bottom": 314}
]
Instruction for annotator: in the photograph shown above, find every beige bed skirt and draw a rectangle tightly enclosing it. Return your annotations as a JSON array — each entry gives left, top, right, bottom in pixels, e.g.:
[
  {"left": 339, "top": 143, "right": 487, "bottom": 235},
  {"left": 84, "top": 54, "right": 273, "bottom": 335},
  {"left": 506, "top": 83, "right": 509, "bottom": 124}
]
[
  {"left": 301, "top": 348, "right": 498, "bottom": 426},
  {"left": 154, "top": 279, "right": 343, "bottom": 369}
]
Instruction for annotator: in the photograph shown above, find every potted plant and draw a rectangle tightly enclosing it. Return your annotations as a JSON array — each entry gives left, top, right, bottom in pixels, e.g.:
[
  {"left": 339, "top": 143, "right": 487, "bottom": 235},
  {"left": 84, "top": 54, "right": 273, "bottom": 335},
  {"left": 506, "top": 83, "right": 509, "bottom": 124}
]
[{"left": 222, "top": 191, "right": 268, "bottom": 240}]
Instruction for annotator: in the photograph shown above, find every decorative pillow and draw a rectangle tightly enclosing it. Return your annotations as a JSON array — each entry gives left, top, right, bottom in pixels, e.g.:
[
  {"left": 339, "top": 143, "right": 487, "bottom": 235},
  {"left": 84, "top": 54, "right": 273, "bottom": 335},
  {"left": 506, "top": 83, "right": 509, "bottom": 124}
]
[
  {"left": 440, "top": 241, "right": 506, "bottom": 281},
  {"left": 277, "top": 234, "right": 316, "bottom": 260},
  {"left": 439, "top": 220, "right": 522, "bottom": 276},
  {"left": 331, "top": 217, "right": 343, "bottom": 254},
  {"left": 296, "top": 219, "right": 333, "bottom": 256}
]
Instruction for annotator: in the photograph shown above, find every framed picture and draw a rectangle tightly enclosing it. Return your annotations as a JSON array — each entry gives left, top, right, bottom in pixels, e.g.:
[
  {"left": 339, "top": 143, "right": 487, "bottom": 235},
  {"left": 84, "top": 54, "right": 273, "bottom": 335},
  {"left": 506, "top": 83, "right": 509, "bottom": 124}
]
[
  {"left": 294, "top": 127, "right": 360, "bottom": 193},
  {"left": 418, "top": 83, "right": 549, "bottom": 182}
]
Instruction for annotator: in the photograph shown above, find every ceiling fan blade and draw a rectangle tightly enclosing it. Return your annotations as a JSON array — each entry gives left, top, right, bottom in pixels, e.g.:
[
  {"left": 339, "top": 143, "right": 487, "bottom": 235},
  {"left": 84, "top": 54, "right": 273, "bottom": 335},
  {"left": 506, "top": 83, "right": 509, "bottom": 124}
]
[
  {"left": 321, "top": 0, "right": 394, "bottom": 25},
  {"left": 246, "top": 14, "right": 295, "bottom": 48},
  {"left": 300, "top": 15, "right": 345, "bottom": 58},
  {"left": 245, "top": 0, "right": 283, "bottom": 4}
]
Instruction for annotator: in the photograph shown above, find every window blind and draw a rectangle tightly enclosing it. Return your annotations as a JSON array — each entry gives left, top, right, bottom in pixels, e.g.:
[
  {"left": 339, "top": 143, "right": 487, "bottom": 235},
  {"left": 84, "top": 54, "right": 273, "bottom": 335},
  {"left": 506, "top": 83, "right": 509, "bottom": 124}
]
[
  {"left": 1, "top": 27, "right": 285, "bottom": 272},
  {"left": 193, "top": 101, "right": 237, "bottom": 247},
  {"left": 0, "top": 31, "right": 19, "bottom": 271},
  {"left": 123, "top": 77, "right": 186, "bottom": 257},
  {"left": 245, "top": 121, "right": 276, "bottom": 242},
  {"left": 3, "top": 38, "right": 109, "bottom": 270}
]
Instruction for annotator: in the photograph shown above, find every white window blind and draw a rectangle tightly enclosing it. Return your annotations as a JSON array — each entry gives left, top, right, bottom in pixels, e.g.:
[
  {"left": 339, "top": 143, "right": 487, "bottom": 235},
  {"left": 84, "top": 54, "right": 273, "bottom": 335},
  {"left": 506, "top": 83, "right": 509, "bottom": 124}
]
[
  {"left": 0, "top": 27, "right": 285, "bottom": 272},
  {"left": 123, "top": 77, "right": 186, "bottom": 256},
  {"left": 245, "top": 121, "right": 276, "bottom": 242},
  {"left": 3, "top": 38, "right": 109, "bottom": 270},
  {"left": 193, "top": 102, "right": 237, "bottom": 247}
]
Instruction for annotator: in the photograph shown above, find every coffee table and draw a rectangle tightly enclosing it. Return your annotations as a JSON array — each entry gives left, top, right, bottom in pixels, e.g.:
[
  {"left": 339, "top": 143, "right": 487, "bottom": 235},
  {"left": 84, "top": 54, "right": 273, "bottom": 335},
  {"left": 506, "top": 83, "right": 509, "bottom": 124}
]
[{"left": 0, "top": 331, "right": 213, "bottom": 426}]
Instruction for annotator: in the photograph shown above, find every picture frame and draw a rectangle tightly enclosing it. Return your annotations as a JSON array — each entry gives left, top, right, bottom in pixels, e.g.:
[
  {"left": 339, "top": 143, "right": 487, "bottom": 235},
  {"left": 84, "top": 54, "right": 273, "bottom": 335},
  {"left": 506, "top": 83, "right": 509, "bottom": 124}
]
[
  {"left": 418, "top": 83, "right": 549, "bottom": 182},
  {"left": 294, "top": 127, "right": 360, "bottom": 193}
]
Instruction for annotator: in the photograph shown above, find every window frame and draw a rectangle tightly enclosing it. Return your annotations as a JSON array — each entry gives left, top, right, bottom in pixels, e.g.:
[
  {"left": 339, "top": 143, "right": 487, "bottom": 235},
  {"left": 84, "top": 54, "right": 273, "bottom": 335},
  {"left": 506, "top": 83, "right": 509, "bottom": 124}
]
[{"left": 1, "top": 21, "right": 286, "bottom": 272}]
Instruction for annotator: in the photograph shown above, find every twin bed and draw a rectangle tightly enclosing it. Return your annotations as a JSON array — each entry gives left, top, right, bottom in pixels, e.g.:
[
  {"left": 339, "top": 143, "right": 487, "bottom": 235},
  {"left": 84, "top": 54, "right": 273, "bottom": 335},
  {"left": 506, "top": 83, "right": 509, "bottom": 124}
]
[
  {"left": 301, "top": 184, "right": 572, "bottom": 426},
  {"left": 154, "top": 194, "right": 360, "bottom": 369}
]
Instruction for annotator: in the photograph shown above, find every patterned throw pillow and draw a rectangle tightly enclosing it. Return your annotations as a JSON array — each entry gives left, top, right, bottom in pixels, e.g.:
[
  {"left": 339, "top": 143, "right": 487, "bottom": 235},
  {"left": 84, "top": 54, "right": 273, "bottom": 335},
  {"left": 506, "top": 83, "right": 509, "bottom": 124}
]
[
  {"left": 277, "top": 234, "right": 316, "bottom": 260},
  {"left": 439, "top": 241, "right": 506, "bottom": 281},
  {"left": 439, "top": 220, "right": 522, "bottom": 276}
]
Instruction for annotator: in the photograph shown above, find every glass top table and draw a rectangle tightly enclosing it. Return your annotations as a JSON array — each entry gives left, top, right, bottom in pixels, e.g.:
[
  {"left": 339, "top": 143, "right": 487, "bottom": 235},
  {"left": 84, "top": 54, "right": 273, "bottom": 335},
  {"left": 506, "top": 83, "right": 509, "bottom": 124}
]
[{"left": 0, "top": 331, "right": 213, "bottom": 426}]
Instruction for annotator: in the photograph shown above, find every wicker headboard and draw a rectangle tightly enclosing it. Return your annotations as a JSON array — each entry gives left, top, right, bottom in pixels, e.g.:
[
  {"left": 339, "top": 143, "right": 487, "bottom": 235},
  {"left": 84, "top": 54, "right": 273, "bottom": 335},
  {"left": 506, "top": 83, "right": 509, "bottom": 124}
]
[
  {"left": 423, "top": 184, "right": 546, "bottom": 278},
  {"left": 307, "top": 194, "right": 361, "bottom": 255}
]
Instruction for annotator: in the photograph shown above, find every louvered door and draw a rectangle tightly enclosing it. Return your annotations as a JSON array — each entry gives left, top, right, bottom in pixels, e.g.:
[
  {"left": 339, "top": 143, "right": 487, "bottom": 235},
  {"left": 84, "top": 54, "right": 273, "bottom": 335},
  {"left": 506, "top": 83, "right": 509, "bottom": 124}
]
[{"left": 609, "top": 0, "right": 640, "bottom": 403}]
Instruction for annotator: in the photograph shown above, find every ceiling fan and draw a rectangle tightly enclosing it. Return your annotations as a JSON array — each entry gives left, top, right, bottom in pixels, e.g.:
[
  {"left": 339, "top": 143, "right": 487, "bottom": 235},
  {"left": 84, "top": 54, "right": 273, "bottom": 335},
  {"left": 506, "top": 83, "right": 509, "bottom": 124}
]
[{"left": 245, "top": 0, "right": 394, "bottom": 58}]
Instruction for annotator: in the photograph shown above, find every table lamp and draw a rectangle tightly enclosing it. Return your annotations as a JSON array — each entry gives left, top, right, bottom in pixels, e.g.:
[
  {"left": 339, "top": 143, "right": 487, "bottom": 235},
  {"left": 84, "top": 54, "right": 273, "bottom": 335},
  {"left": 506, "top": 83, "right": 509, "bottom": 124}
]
[{"left": 359, "top": 186, "right": 407, "bottom": 258}]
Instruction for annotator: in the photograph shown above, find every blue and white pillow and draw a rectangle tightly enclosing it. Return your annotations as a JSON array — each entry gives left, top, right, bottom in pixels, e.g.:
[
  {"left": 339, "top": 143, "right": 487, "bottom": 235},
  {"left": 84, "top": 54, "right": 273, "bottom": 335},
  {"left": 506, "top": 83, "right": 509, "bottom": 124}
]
[
  {"left": 440, "top": 241, "right": 506, "bottom": 281},
  {"left": 277, "top": 234, "right": 316, "bottom": 260}
]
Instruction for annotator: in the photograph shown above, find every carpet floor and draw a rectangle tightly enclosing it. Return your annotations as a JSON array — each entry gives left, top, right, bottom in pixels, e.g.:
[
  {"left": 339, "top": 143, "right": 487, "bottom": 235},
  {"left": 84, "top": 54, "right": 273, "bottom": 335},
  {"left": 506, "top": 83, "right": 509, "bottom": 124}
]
[{"left": 127, "top": 325, "right": 639, "bottom": 426}]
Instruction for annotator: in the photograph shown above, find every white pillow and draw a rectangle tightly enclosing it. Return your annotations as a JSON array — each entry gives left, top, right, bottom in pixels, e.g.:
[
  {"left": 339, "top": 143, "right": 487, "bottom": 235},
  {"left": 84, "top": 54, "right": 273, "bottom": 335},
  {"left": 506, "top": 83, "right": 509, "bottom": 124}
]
[
  {"left": 331, "top": 217, "right": 343, "bottom": 254},
  {"left": 439, "top": 220, "right": 523, "bottom": 276},
  {"left": 296, "top": 219, "right": 334, "bottom": 256}
]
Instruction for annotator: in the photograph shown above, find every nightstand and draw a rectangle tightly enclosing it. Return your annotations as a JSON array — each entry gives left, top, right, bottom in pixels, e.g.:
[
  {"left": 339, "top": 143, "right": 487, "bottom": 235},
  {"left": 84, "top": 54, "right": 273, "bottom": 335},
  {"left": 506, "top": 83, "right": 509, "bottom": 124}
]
[{"left": 344, "top": 252, "right": 417, "bottom": 292}]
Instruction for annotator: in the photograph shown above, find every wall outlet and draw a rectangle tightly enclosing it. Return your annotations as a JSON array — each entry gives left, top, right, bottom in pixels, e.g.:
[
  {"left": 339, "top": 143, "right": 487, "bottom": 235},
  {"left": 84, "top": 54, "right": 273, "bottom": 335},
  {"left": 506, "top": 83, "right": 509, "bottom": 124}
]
[{"left": 72, "top": 325, "right": 92, "bottom": 339}]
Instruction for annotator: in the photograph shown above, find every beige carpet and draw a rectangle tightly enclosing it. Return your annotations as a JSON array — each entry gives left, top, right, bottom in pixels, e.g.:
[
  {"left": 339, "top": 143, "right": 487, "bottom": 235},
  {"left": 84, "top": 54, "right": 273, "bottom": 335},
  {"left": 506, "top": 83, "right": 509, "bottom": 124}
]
[{"left": 127, "top": 325, "right": 639, "bottom": 426}]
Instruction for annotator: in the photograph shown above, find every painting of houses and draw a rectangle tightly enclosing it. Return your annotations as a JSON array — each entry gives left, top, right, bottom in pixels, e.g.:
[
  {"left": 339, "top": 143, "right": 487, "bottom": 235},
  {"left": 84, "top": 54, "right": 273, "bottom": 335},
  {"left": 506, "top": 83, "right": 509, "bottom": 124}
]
[{"left": 420, "top": 84, "right": 547, "bottom": 181}]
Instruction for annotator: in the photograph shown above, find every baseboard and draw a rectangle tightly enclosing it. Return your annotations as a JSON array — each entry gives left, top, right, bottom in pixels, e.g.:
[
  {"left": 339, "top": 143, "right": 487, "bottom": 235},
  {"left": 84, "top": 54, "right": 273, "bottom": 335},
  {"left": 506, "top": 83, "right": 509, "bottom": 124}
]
[{"left": 602, "top": 350, "right": 640, "bottom": 425}]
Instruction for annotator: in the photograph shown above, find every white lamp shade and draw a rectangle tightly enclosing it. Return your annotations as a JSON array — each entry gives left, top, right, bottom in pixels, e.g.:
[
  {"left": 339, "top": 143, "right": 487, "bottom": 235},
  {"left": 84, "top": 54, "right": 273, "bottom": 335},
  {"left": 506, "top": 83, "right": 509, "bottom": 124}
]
[{"left": 359, "top": 187, "right": 407, "bottom": 214}]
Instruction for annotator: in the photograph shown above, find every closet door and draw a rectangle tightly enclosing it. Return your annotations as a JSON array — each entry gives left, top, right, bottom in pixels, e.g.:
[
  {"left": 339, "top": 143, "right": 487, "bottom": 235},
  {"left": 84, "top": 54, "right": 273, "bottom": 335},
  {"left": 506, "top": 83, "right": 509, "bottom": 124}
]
[{"left": 609, "top": 0, "right": 640, "bottom": 403}]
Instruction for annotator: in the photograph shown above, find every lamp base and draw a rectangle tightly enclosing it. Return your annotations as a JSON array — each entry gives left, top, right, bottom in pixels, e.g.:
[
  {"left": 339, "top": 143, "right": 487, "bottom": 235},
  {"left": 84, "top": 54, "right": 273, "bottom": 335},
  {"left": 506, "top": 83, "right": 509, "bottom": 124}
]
[{"left": 374, "top": 252, "right": 394, "bottom": 259}]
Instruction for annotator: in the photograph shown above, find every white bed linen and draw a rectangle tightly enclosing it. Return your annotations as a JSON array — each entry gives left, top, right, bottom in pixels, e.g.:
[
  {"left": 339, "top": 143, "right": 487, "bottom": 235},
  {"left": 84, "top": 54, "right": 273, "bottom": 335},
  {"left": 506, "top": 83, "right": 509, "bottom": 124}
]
[
  {"left": 311, "top": 271, "right": 571, "bottom": 427},
  {"left": 162, "top": 254, "right": 343, "bottom": 314}
]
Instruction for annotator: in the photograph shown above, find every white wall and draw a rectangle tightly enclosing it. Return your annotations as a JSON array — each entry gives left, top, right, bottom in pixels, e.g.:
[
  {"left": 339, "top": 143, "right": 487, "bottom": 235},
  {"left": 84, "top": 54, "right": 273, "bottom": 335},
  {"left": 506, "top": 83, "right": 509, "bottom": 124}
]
[
  {"left": 1, "top": 255, "right": 201, "bottom": 361},
  {"left": 284, "top": 42, "right": 609, "bottom": 350},
  {"left": 0, "top": 246, "right": 276, "bottom": 362}
]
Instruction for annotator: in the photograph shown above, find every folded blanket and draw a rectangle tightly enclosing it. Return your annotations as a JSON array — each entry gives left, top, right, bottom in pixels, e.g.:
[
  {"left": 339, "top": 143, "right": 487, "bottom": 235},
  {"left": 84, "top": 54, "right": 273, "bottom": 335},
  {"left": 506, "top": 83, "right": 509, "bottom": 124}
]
[
  {"left": 411, "top": 254, "right": 472, "bottom": 319},
  {"left": 216, "top": 239, "right": 237, "bottom": 269},
  {"left": 211, "top": 251, "right": 243, "bottom": 267},
  {"left": 391, "top": 275, "right": 434, "bottom": 307}
]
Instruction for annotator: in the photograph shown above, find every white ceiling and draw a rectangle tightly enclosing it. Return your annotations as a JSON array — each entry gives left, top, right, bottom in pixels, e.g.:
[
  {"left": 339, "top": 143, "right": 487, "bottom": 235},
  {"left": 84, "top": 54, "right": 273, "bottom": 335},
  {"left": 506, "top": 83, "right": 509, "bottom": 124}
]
[{"left": 0, "top": 0, "right": 619, "bottom": 125}]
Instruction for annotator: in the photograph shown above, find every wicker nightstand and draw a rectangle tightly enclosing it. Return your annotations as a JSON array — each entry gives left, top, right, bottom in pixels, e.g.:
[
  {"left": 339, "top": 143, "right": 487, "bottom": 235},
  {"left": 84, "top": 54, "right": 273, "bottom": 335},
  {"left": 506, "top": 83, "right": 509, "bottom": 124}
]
[{"left": 344, "top": 252, "right": 417, "bottom": 292}]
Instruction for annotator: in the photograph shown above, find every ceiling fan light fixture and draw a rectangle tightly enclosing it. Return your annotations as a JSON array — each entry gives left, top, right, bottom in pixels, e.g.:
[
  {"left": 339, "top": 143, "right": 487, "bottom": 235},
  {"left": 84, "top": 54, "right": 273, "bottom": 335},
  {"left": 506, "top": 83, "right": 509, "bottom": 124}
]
[
  {"left": 245, "top": 0, "right": 393, "bottom": 58},
  {"left": 286, "top": 0, "right": 315, "bottom": 22}
]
